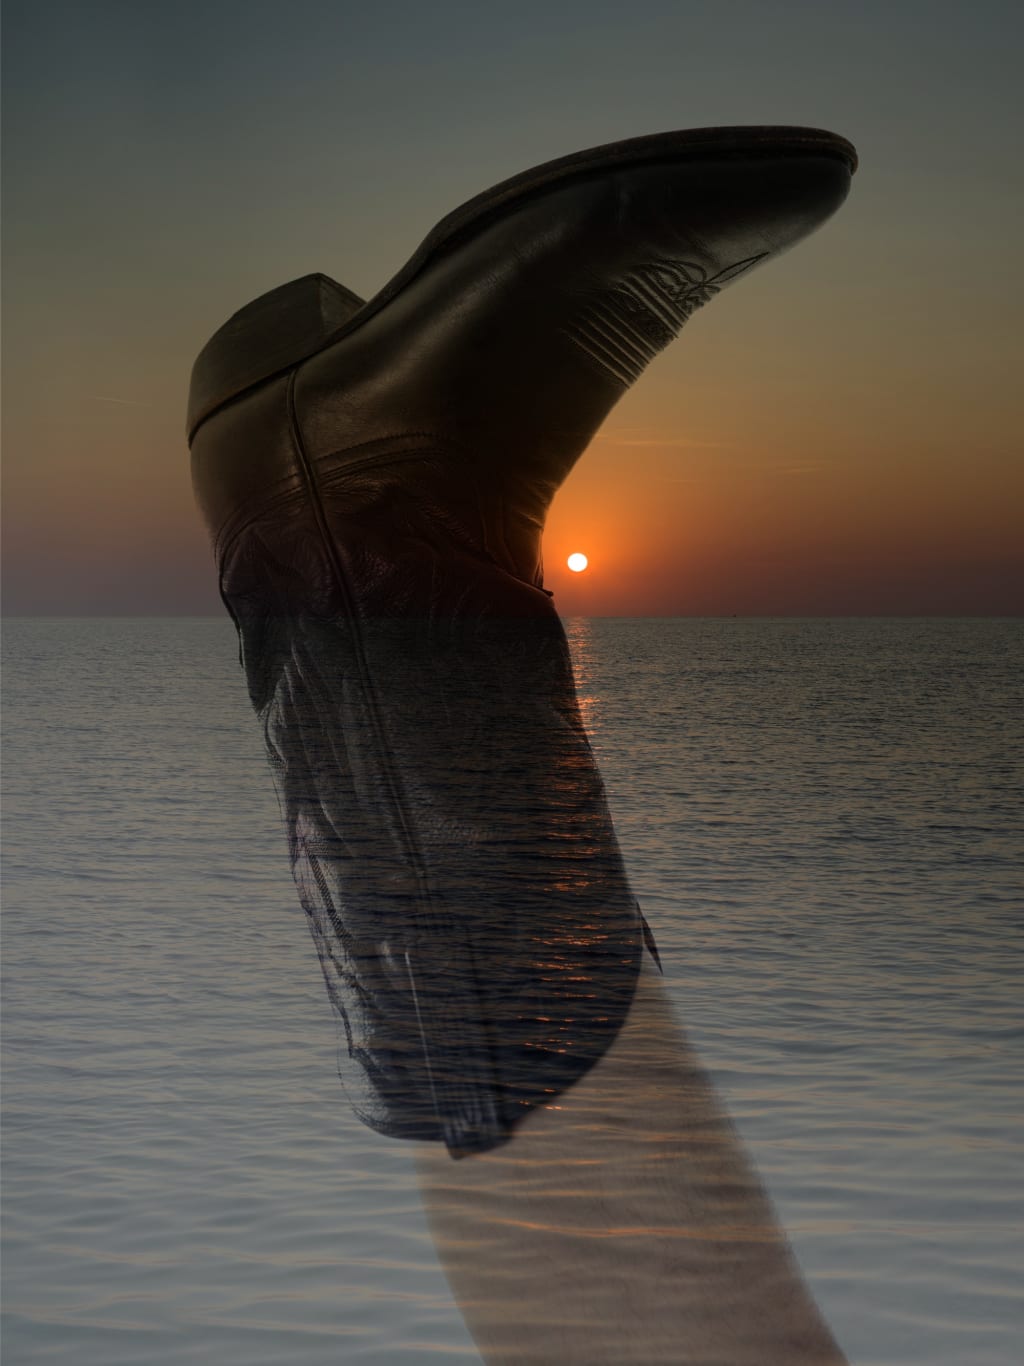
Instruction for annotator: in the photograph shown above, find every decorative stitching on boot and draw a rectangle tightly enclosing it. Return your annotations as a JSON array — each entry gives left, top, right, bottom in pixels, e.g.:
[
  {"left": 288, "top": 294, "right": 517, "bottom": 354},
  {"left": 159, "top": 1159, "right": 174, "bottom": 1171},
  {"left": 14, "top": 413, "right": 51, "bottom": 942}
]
[
  {"left": 215, "top": 436, "right": 456, "bottom": 562},
  {"left": 564, "top": 253, "right": 768, "bottom": 386}
]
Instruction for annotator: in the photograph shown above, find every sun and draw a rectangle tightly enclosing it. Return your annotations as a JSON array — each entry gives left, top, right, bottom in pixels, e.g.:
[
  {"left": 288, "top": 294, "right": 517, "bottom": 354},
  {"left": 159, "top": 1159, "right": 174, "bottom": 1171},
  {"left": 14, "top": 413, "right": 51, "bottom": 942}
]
[{"left": 567, "top": 552, "right": 589, "bottom": 573}]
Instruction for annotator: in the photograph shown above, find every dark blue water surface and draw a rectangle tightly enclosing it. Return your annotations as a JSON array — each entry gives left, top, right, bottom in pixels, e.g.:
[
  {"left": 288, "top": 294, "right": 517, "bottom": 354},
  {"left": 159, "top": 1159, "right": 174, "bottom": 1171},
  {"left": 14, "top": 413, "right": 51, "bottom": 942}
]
[{"left": 3, "top": 617, "right": 1022, "bottom": 1364}]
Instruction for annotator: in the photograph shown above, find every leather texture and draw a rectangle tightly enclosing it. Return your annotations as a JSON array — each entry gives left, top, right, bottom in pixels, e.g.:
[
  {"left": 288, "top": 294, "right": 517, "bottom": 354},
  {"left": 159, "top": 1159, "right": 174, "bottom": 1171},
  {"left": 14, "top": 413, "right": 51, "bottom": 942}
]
[{"left": 189, "top": 127, "right": 855, "bottom": 1155}]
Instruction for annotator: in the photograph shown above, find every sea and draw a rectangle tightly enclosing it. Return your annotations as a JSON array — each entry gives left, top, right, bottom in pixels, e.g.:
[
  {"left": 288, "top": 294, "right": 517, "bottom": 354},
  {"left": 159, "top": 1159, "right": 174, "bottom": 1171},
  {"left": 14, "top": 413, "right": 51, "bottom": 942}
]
[{"left": 3, "top": 616, "right": 1022, "bottom": 1365}]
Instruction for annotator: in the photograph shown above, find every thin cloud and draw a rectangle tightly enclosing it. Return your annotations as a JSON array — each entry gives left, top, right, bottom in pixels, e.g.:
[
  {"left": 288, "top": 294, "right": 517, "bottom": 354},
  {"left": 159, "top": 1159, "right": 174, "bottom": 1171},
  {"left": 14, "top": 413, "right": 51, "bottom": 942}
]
[{"left": 593, "top": 429, "right": 727, "bottom": 450}]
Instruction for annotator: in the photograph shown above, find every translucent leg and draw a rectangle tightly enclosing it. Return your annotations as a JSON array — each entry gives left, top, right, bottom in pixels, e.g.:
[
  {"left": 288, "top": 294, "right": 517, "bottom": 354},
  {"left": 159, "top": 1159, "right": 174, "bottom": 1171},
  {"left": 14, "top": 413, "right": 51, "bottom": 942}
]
[{"left": 417, "top": 954, "right": 847, "bottom": 1366}]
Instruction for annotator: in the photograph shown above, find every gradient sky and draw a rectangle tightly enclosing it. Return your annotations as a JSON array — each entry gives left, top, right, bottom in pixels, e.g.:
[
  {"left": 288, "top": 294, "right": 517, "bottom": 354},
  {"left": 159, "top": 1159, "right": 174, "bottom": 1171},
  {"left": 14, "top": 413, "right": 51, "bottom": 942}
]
[{"left": 3, "top": 0, "right": 1022, "bottom": 615}]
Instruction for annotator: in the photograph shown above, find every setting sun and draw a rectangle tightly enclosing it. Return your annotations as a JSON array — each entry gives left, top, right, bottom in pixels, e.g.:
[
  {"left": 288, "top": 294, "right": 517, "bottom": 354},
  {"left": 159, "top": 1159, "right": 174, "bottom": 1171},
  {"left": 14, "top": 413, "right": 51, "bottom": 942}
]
[{"left": 567, "top": 552, "right": 589, "bottom": 573}]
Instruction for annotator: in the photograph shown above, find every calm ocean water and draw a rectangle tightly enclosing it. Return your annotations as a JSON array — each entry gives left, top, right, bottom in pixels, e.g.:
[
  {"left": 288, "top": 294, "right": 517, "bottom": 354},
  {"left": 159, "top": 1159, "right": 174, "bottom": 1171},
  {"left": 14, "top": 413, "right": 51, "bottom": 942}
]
[{"left": 3, "top": 617, "right": 1022, "bottom": 1365}]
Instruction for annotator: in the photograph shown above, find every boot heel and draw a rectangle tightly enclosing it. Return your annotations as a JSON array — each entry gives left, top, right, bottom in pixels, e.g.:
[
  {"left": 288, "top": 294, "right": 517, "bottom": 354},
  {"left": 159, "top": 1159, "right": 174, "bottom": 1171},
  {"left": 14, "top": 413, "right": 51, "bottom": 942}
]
[{"left": 187, "top": 273, "right": 364, "bottom": 440}]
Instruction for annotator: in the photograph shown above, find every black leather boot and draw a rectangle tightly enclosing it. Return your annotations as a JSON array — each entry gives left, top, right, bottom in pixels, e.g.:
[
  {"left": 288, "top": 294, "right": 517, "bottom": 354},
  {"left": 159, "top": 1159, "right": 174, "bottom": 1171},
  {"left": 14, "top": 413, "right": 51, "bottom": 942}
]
[{"left": 188, "top": 126, "right": 855, "bottom": 1156}]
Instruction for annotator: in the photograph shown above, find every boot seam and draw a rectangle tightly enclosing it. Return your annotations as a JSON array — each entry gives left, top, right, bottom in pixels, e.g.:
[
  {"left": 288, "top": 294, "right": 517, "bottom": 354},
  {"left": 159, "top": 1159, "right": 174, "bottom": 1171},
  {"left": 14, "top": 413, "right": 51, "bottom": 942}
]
[
  {"left": 282, "top": 374, "right": 445, "bottom": 921},
  {"left": 214, "top": 436, "right": 451, "bottom": 561},
  {"left": 309, "top": 430, "right": 465, "bottom": 472}
]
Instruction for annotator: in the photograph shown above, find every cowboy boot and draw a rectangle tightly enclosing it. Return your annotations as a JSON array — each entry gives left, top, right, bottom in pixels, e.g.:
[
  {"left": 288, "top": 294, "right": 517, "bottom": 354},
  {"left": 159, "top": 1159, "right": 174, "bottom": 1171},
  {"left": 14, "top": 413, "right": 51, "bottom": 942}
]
[{"left": 188, "top": 126, "right": 856, "bottom": 1158}]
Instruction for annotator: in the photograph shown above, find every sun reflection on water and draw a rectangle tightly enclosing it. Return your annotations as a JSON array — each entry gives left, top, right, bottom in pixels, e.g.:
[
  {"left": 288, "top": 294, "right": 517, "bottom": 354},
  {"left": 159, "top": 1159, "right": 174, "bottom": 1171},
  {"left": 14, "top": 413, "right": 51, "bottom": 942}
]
[{"left": 565, "top": 617, "right": 599, "bottom": 735}]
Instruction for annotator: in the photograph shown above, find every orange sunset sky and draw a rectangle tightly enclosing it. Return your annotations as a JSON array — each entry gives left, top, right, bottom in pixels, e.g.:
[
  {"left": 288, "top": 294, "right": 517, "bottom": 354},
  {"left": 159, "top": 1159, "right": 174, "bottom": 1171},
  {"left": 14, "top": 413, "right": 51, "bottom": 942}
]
[{"left": 3, "top": 0, "right": 1022, "bottom": 617}]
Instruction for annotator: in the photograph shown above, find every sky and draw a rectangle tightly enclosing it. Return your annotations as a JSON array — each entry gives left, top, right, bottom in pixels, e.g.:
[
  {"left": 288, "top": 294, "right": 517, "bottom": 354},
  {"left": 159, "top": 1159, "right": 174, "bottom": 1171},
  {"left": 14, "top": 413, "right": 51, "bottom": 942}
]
[{"left": 3, "top": 0, "right": 1022, "bottom": 616}]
